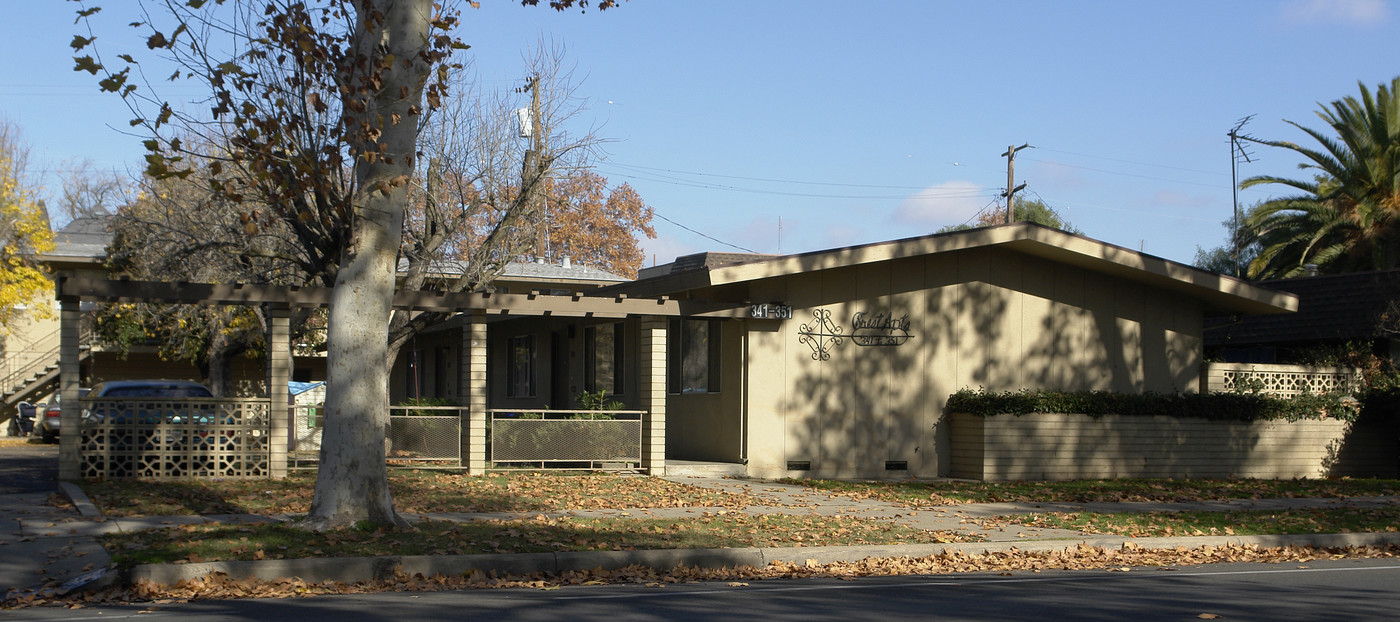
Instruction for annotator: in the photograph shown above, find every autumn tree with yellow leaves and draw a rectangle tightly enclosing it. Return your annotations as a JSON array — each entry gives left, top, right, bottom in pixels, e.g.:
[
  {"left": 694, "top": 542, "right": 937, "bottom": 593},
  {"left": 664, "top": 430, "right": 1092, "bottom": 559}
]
[{"left": 0, "top": 121, "right": 55, "bottom": 334}]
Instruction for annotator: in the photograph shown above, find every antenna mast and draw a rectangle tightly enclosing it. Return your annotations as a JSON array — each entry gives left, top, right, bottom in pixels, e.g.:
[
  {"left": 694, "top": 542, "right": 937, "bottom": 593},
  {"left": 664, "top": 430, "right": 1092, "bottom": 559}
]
[{"left": 1227, "top": 116, "right": 1255, "bottom": 278}]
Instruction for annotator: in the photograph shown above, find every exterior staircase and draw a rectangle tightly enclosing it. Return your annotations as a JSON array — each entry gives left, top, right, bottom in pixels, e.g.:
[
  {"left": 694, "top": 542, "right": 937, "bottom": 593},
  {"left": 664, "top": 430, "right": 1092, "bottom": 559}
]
[{"left": 2, "top": 329, "right": 90, "bottom": 417}]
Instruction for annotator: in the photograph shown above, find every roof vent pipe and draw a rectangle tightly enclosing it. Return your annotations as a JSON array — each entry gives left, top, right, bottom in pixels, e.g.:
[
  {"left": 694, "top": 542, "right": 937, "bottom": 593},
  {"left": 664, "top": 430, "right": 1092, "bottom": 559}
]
[
  {"left": 536, "top": 256, "right": 545, "bottom": 265},
  {"left": 1304, "top": 263, "right": 1318, "bottom": 277},
  {"left": 562, "top": 256, "right": 571, "bottom": 269}
]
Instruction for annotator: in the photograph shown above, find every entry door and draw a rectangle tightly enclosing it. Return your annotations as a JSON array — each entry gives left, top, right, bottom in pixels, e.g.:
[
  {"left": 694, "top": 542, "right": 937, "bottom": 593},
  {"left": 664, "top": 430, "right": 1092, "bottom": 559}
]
[{"left": 551, "top": 330, "right": 570, "bottom": 408}]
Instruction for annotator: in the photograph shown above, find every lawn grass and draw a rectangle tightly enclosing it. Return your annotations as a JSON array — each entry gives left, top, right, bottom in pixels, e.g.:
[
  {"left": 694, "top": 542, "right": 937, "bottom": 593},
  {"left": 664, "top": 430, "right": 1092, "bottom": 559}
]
[
  {"left": 786, "top": 477, "right": 1400, "bottom": 507},
  {"left": 82, "top": 470, "right": 767, "bottom": 517},
  {"left": 102, "top": 513, "right": 972, "bottom": 566},
  {"left": 1004, "top": 506, "right": 1400, "bottom": 538}
]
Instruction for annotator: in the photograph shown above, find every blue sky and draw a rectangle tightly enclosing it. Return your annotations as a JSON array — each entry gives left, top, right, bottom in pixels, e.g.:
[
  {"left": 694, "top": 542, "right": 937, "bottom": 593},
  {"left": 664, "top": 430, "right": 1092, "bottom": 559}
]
[{"left": 4, "top": 0, "right": 1398, "bottom": 269}]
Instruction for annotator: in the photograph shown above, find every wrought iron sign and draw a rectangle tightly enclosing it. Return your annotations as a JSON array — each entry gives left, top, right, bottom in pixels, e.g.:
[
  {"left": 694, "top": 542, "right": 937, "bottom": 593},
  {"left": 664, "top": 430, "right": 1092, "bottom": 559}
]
[
  {"left": 797, "top": 309, "right": 844, "bottom": 360},
  {"left": 850, "top": 311, "right": 913, "bottom": 347},
  {"left": 797, "top": 308, "right": 914, "bottom": 360}
]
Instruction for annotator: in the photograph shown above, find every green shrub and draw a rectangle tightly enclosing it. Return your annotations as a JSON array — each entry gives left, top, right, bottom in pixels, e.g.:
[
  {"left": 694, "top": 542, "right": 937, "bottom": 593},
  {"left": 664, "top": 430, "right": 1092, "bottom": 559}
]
[
  {"left": 394, "top": 396, "right": 459, "bottom": 417},
  {"left": 945, "top": 387, "right": 1364, "bottom": 423},
  {"left": 577, "top": 389, "right": 624, "bottom": 412}
]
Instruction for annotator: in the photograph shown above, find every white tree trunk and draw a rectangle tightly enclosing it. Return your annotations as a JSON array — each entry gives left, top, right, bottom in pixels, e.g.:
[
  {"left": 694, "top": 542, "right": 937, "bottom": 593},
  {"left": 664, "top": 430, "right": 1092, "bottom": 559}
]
[{"left": 302, "top": 0, "right": 433, "bottom": 531}]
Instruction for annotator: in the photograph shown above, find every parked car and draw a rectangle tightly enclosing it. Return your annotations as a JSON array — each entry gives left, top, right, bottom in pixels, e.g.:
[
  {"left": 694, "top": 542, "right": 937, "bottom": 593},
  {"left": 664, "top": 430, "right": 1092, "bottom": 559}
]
[
  {"left": 36, "top": 389, "right": 90, "bottom": 444},
  {"left": 81, "top": 380, "right": 217, "bottom": 452},
  {"left": 81, "top": 380, "right": 214, "bottom": 423}
]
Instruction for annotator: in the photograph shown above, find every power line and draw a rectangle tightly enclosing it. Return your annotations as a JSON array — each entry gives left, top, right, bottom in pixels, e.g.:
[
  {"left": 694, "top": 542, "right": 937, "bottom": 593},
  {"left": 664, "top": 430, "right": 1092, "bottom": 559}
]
[
  {"left": 1020, "top": 157, "right": 1230, "bottom": 189},
  {"left": 599, "top": 167, "right": 996, "bottom": 201},
  {"left": 651, "top": 209, "right": 757, "bottom": 253},
  {"left": 605, "top": 162, "right": 949, "bottom": 190},
  {"left": 1034, "top": 147, "right": 1229, "bottom": 177}
]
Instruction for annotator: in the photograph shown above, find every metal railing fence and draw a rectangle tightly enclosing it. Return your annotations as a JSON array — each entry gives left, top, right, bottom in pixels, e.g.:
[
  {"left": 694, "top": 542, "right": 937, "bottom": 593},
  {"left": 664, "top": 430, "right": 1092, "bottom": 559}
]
[{"left": 488, "top": 409, "right": 644, "bottom": 470}]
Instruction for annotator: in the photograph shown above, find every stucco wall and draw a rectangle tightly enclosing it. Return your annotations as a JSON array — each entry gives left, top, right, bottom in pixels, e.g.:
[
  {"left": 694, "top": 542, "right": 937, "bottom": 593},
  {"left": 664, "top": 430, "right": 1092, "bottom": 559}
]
[
  {"left": 739, "top": 246, "right": 1206, "bottom": 480},
  {"left": 665, "top": 319, "right": 744, "bottom": 463},
  {"left": 949, "top": 412, "right": 1399, "bottom": 480}
]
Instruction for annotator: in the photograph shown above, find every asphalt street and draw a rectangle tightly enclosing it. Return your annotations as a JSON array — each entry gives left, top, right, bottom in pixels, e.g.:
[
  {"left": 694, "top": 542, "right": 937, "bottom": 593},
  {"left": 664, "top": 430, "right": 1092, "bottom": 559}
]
[
  {"left": 0, "top": 442, "right": 58, "bottom": 495},
  {"left": 4, "top": 558, "right": 1400, "bottom": 621}
]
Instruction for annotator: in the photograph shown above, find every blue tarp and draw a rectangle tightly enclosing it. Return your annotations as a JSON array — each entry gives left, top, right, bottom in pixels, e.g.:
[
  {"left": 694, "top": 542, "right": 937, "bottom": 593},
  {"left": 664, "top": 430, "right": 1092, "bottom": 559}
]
[{"left": 288, "top": 381, "right": 325, "bottom": 397}]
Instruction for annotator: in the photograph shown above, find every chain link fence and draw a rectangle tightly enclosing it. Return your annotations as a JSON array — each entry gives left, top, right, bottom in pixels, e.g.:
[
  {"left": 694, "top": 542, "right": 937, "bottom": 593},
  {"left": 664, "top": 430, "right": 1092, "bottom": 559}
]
[
  {"left": 489, "top": 409, "right": 643, "bottom": 470},
  {"left": 290, "top": 404, "right": 465, "bottom": 469}
]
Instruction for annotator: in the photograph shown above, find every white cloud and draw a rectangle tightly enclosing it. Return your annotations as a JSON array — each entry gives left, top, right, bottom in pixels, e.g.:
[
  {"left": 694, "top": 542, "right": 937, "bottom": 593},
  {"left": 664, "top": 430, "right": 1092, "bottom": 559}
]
[
  {"left": 1280, "top": 0, "right": 1390, "bottom": 27},
  {"left": 890, "top": 181, "right": 993, "bottom": 228}
]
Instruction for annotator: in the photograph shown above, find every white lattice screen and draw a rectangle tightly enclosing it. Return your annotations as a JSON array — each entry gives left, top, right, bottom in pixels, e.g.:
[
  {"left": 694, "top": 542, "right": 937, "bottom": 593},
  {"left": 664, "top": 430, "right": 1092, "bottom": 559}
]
[
  {"left": 79, "top": 398, "right": 271, "bottom": 479},
  {"left": 1203, "top": 363, "right": 1363, "bottom": 397}
]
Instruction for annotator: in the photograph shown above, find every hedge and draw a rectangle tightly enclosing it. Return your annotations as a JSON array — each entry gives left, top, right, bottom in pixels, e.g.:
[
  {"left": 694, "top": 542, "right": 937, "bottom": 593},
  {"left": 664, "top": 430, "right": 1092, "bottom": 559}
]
[{"left": 945, "top": 388, "right": 1372, "bottom": 423}]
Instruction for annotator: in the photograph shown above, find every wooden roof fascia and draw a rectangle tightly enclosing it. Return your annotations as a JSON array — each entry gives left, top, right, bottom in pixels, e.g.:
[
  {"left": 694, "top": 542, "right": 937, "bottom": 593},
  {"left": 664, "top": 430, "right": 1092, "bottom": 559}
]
[
  {"left": 56, "top": 276, "right": 750, "bottom": 318},
  {"left": 702, "top": 223, "right": 1297, "bottom": 316}
]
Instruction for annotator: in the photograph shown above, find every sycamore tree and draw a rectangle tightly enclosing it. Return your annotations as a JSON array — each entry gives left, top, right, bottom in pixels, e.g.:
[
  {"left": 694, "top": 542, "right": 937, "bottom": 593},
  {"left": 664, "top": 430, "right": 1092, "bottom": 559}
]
[
  {"left": 536, "top": 171, "right": 655, "bottom": 278},
  {"left": 56, "top": 160, "right": 128, "bottom": 222},
  {"left": 0, "top": 120, "right": 55, "bottom": 333},
  {"left": 73, "top": 0, "right": 618, "bottom": 530},
  {"left": 99, "top": 157, "right": 309, "bottom": 395}
]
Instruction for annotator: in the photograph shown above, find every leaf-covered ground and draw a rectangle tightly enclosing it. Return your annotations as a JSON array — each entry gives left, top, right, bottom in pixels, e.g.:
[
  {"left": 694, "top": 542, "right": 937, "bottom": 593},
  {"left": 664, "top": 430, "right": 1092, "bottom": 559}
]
[
  {"left": 82, "top": 470, "right": 766, "bottom": 517},
  {"left": 1001, "top": 507, "right": 1400, "bottom": 538},
  {"left": 787, "top": 477, "right": 1400, "bottom": 508},
  {"left": 15, "top": 543, "right": 1399, "bottom": 609},
  {"left": 102, "top": 512, "right": 971, "bottom": 566}
]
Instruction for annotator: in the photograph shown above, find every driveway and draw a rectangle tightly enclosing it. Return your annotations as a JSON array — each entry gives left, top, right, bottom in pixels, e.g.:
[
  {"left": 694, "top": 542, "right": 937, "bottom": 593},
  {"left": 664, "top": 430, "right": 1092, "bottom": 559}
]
[{"left": 0, "top": 440, "right": 59, "bottom": 494}]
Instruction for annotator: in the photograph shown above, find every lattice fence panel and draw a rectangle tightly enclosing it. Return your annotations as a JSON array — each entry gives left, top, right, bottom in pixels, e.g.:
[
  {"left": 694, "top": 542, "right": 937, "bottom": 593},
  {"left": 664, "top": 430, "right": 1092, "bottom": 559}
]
[
  {"left": 1205, "top": 363, "right": 1364, "bottom": 397},
  {"left": 79, "top": 398, "right": 271, "bottom": 479}
]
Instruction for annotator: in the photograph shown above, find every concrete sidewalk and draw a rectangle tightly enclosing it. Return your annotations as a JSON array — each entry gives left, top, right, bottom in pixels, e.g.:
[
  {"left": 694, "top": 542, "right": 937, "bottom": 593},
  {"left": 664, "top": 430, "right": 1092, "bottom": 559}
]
[{"left": 4, "top": 476, "right": 1399, "bottom": 600}]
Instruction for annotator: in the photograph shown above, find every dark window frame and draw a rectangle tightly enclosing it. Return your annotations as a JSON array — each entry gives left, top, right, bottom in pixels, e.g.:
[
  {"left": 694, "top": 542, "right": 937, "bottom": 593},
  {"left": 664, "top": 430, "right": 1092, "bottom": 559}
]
[
  {"left": 667, "top": 318, "right": 722, "bottom": 395},
  {"left": 584, "top": 322, "right": 625, "bottom": 396},
  {"left": 506, "top": 335, "right": 537, "bottom": 398}
]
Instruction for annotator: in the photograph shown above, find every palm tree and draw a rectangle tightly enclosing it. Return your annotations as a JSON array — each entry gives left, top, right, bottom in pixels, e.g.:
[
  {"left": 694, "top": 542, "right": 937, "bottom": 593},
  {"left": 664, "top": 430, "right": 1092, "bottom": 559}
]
[{"left": 1240, "top": 77, "right": 1400, "bottom": 279}]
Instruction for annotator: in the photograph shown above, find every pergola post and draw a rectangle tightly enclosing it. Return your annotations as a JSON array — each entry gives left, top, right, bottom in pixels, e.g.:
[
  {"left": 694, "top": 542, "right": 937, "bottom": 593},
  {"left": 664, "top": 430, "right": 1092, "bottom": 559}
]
[
  {"left": 57, "top": 297, "right": 82, "bottom": 481},
  {"left": 463, "top": 316, "right": 488, "bottom": 474},
  {"left": 639, "top": 316, "right": 668, "bottom": 475},
  {"left": 267, "top": 305, "right": 291, "bottom": 478}
]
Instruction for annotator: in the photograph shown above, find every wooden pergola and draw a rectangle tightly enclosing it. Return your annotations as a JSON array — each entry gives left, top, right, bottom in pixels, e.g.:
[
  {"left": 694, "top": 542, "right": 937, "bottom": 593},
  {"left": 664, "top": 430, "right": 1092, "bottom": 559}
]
[{"left": 55, "top": 276, "right": 748, "bottom": 479}]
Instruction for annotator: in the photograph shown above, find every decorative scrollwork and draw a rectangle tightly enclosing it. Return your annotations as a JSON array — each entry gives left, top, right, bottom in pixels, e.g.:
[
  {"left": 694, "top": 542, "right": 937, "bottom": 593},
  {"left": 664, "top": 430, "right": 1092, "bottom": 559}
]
[{"left": 797, "top": 308, "right": 844, "bottom": 361}]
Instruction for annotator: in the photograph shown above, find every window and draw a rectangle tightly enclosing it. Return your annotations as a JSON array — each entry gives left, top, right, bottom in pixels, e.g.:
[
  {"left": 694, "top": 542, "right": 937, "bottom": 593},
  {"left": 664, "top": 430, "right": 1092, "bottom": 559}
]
[
  {"left": 405, "top": 349, "right": 422, "bottom": 399},
  {"left": 506, "top": 335, "right": 537, "bottom": 398},
  {"left": 585, "top": 322, "right": 625, "bottom": 396},
  {"left": 667, "top": 319, "right": 722, "bottom": 394},
  {"left": 433, "top": 346, "right": 451, "bottom": 398}
]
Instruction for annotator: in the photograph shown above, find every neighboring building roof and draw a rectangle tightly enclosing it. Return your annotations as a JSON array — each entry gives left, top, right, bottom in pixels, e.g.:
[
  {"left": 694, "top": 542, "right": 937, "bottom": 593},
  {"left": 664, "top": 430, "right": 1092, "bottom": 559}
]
[
  {"left": 601, "top": 223, "right": 1297, "bottom": 316},
  {"left": 1205, "top": 269, "right": 1400, "bottom": 347},
  {"left": 397, "top": 257, "right": 630, "bottom": 285},
  {"left": 498, "top": 259, "right": 630, "bottom": 284},
  {"left": 637, "top": 252, "right": 778, "bottom": 280},
  {"left": 34, "top": 214, "right": 113, "bottom": 269}
]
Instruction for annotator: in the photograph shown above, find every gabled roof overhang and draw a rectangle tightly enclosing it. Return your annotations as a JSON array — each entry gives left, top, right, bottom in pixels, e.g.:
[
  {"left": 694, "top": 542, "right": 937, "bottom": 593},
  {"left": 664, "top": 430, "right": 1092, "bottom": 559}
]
[{"left": 613, "top": 223, "right": 1297, "bottom": 316}]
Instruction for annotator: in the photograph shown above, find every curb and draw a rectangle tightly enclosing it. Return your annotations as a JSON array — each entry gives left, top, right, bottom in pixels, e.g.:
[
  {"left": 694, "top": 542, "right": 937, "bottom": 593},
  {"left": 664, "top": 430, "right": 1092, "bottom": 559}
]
[
  {"left": 58, "top": 481, "right": 102, "bottom": 518},
  {"left": 124, "top": 532, "right": 1400, "bottom": 587}
]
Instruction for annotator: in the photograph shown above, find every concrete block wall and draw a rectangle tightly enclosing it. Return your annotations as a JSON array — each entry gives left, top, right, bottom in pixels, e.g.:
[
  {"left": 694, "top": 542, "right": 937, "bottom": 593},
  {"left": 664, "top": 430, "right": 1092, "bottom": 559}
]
[{"left": 950, "top": 412, "right": 1399, "bottom": 481}]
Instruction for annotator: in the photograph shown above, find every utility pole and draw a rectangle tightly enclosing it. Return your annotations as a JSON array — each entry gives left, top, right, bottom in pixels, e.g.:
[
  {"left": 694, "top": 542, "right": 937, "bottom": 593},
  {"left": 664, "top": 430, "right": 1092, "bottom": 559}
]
[
  {"left": 518, "top": 74, "right": 547, "bottom": 261},
  {"left": 1002, "top": 143, "right": 1031, "bottom": 224}
]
